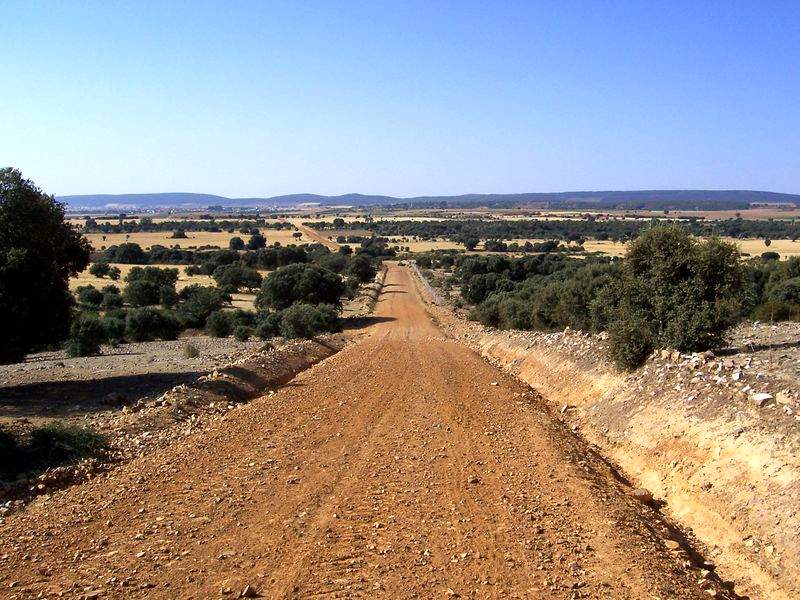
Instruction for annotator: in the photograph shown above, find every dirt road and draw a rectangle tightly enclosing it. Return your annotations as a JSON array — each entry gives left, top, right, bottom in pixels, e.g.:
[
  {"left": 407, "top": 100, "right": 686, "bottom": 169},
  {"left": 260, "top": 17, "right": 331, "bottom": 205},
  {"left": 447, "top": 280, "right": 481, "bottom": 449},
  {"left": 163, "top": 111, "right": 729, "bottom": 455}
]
[
  {"left": 1, "top": 266, "right": 731, "bottom": 599},
  {"left": 292, "top": 221, "right": 339, "bottom": 250}
]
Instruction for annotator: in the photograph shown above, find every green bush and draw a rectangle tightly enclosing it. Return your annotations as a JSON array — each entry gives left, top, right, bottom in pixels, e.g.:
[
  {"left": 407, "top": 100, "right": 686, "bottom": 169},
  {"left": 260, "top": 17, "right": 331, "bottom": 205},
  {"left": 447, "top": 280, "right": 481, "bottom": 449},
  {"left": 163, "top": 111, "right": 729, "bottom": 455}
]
[
  {"left": 234, "top": 325, "right": 252, "bottom": 341},
  {"left": 607, "top": 311, "right": 656, "bottom": 371},
  {"left": 89, "top": 262, "right": 111, "bottom": 278},
  {"left": 101, "top": 314, "right": 127, "bottom": 344},
  {"left": 752, "top": 300, "right": 800, "bottom": 322},
  {"left": 66, "top": 313, "right": 106, "bottom": 357},
  {"left": 212, "top": 264, "right": 262, "bottom": 291},
  {"left": 27, "top": 424, "right": 108, "bottom": 469},
  {"left": 255, "top": 264, "right": 344, "bottom": 310},
  {"left": 126, "top": 307, "right": 181, "bottom": 341},
  {"left": 124, "top": 280, "right": 160, "bottom": 306},
  {"left": 101, "top": 292, "right": 124, "bottom": 310},
  {"left": 255, "top": 312, "right": 282, "bottom": 340},
  {"left": 76, "top": 285, "right": 103, "bottom": 307},
  {"left": 182, "top": 342, "right": 200, "bottom": 358},
  {"left": 279, "top": 303, "right": 341, "bottom": 339},
  {"left": 176, "top": 284, "right": 228, "bottom": 328},
  {"left": 346, "top": 255, "right": 377, "bottom": 284},
  {"left": 206, "top": 311, "right": 232, "bottom": 337}
]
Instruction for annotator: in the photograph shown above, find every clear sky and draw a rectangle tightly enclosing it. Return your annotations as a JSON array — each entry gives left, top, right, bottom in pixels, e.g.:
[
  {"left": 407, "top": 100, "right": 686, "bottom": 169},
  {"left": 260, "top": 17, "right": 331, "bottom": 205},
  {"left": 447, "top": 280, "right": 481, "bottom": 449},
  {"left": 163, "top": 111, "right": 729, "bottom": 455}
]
[{"left": 2, "top": 1, "right": 799, "bottom": 197}]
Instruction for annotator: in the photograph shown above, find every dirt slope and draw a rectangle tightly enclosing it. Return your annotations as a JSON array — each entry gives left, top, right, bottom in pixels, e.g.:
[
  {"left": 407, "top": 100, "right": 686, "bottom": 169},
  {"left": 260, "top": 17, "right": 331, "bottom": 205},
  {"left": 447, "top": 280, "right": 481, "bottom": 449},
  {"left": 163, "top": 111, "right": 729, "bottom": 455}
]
[{"left": 0, "top": 266, "right": 733, "bottom": 599}]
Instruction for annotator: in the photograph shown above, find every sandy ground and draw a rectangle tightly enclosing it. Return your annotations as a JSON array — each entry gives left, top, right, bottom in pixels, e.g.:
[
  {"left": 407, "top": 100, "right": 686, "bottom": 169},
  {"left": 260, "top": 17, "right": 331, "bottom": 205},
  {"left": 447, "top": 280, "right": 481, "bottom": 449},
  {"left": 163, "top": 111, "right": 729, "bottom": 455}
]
[{"left": 0, "top": 265, "right": 736, "bottom": 599}]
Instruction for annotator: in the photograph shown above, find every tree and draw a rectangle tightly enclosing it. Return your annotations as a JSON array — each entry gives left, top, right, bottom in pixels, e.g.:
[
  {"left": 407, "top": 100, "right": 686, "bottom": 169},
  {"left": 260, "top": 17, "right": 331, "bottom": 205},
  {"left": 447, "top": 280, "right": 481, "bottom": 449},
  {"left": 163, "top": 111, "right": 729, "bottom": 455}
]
[
  {"left": 206, "top": 311, "right": 231, "bottom": 337},
  {"left": 247, "top": 233, "right": 266, "bottom": 250},
  {"left": 176, "top": 284, "right": 228, "bottom": 327},
  {"left": 0, "top": 169, "right": 91, "bottom": 362},
  {"left": 65, "top": 313, "right": 106, "bottom": 357},
  {"left": 212, "top": 263, "right": 262, "bottom": 291},
  {"left": 462, "top": 237, "right": 479, "bottom": 251},
  {"left": 229, "top": 236, "right": 245, "bottom": 251},
  {"left": 89, "top": 262, "right": 111, "bottom": 278},
  {"left": 278, "top": 303, "right": 341, "bottom": 339},
  {"left": 607, "top": 226, "right": 746, "bottom": 368},
  {"left": 255, "top": 264, "right": 344, "bottom": 310},
  {"left": 108, "top": 266, "right": 121, "bottom": 280},
  {"left": 346, "top": 255, "right": 377, "bottom": 284}
]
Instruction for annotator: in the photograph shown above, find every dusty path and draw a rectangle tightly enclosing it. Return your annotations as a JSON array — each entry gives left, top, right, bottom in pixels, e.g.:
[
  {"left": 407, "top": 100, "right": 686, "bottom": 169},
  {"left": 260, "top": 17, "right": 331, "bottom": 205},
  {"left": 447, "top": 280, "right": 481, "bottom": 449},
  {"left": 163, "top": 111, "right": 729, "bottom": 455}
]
[
  {"left": 292, "top": 221, "right": 339, "bottom": 250},
  {"left": 1, "top": 266, "right": 732, "bottom": 599}
]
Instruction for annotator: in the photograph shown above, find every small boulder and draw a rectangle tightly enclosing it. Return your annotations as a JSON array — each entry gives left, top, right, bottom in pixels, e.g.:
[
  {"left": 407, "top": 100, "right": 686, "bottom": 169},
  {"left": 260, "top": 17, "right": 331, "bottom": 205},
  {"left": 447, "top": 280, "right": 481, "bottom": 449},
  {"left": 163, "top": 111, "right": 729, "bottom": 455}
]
[{"left": 631, "top": 488, "right": 654, "bottom": 506}]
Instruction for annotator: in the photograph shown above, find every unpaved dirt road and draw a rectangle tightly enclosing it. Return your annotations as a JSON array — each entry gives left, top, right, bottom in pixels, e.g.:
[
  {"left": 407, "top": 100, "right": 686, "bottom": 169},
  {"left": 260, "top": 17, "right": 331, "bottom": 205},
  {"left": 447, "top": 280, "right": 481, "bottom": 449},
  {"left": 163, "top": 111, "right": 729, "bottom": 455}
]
[
  {"left": 292, "top": 221, "right": 339, "bottom": 250},
  {"left": 1, "top": 266, "right": 732, "bottom": 599}
]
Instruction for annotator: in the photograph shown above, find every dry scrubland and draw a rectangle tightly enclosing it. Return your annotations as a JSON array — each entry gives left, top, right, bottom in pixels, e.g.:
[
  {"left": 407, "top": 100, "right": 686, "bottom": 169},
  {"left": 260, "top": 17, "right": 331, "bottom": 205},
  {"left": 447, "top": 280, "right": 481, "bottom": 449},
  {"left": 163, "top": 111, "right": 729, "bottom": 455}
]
[{"left": 70, "top": 263, "right": 263, "bottom": 310}]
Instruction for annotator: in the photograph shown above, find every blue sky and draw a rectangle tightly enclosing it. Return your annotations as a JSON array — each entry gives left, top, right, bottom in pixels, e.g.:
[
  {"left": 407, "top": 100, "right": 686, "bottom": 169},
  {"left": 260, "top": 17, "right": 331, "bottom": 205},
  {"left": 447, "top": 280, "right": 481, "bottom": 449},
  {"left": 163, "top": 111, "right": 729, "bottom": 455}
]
[{"left": 2, "top": 1, "right": 799, "bottom": 197}]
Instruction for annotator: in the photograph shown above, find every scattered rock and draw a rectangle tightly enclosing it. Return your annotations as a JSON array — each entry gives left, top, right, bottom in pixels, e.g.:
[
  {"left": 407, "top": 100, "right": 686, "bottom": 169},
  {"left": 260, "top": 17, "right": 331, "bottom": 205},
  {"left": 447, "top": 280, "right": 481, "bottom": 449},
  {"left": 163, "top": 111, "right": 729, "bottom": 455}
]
[
  {"left": 751, "top": 392, "right": 774, "bottom": 407},
  {"left": 631, "top": 488, "right": 654, "bottom": 506}
]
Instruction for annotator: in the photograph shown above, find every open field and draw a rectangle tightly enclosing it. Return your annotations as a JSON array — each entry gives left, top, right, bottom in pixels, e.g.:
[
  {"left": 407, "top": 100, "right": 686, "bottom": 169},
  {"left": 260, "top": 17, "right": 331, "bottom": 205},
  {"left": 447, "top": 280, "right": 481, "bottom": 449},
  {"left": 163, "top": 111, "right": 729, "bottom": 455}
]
[
  {"left": 83, "top": 229, "right": 302, "bottom": 251},
  {"left": 0, "top": 265, "right": 737, "bottom": 599}
]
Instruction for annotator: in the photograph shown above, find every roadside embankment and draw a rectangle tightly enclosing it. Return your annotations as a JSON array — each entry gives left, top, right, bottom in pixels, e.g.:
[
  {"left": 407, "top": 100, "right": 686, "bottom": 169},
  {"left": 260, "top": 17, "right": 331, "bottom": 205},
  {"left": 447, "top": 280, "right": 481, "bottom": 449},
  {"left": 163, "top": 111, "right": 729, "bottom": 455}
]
[{"left": 410, "top": 268, "right": 800, "bottom": 600}]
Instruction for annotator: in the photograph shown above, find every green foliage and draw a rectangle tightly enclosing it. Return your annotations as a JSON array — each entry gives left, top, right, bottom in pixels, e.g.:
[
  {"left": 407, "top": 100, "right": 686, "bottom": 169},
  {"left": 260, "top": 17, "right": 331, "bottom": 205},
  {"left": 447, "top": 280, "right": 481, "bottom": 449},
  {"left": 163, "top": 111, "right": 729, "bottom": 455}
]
[
  {"left": 101, "top": 314, "right": 127, "bottom": 344},
  {"left": 206, "top": 311, "right": 232, "bottom": 337},
  {"left": 175, "top": 284, "right": 228, "bottom": 327},
  {"left": 101, "top": 291, "right": 124, "bottom": 310},
  {"left": 0, "top": 424, "right": 107, "bottom": 479},
  {"left": 346, "top": 254, "right": 377, "bottom": 284},
  {"left": 66, "top": 313, "right": 107, "bottom": 357},
  {"left": 278, "top": 303, "right": 341, "bottom": 339},
  {"left": 89, "top": 262, "right": 111, "bottom": 278},
  {"left": 0, "top": 168, "right": 91, "bottom": 363},
  {"left": 212, "top": 263, "right": 263, "bottom": 291},
  {"left": 752, "top": 300, "right": 800, "bottom": 322},
  {"left": 459, "top": 226, "right": 747, "bottom": 371},
  {"left": 182, "top": 342, "right": 200, "bottom": 358},
  {"left": 255, "top": 264, "right": 344, "bottom": 310},
  {"left": 247, "top": 232, "right": 266, "bottom": 250},
  {"left": 125, "top": 307, "right": 181, "bottom": 341},
  {"left": 229, "top": 236, "right": 245, "bottom": 250},
  {"left": 123, "top": 280, "right": 160, "bottom": 306},
  {"left": 108, "top": 265, "right": 121, "bottom": 280},
  {"left": 233, "top": 325, "right": 252, "bottom": 342},
  {"left": 255, "top": 312, "right": 283, "bottom": 340},
  {"left": 76, "top": 285, "right": 104, "bottom": 307}
]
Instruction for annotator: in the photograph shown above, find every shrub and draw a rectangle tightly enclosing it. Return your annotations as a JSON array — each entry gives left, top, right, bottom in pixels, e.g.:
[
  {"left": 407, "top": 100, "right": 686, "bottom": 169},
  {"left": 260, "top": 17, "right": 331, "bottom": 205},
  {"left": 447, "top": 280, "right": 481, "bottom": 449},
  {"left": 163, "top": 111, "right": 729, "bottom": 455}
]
[
  {"left": 126, "top": 307, "right": 181, "bottom": 341},
  {"left": 346, "top": 255, "right": 377, "bottom": 283},
  {"left": 108, "top": 266, "right": 121, "bottom": 280},
  {"left": 182, "top": 343, "right": 200, "bottom": 358},
  {"left": 229, "top": 236, "right": 245, "bottom": 251},
  {"left": 27, "top": 424, "right": 108, "bottom": 468},
  {"left": 247, "top": 233, "right": 266, "bottom": 250},
  {"left": 255, "top": 312, "right": 283, "bottom": 340},
  {"left": 101, "top": 292, "right": 123, "bottom": 310},
  {"left": 184, "top": 265, "right": 203, "bottom": 276},
  {"left": 607, "top": 312, "right": 656, "bottom": 371},
  {"left": 752, "top": 300, "right": 800, "bottom": 322},
  {"left": 65, "top": 313, "right": 106, "bottom": 357},
  {"left": 176, "top": 284, "right": 228, "bottom": 327},
  {"left": 159, "top": 285, "right": 179, "bottom": 308},
  {"left": 76, "top": 285, "right": 104, "bottom": 307},
  {"left": 124, "top": 280, "right": 161, "bottom": 306},
  {"left": 206, "top": 311, "right": 232, "bottom": 337},
  {"left": 255, "top": 264, "right": 345, "bottom": 310},
  {"left": 101, "top": 314, "right": 126, "bottom": 344},
  {"left": 212, "top": 263, "right": 263, "bottom": 291},
  {"left": 89, "top": 262, "right": 111, "bottom": 278},
  {"left": 279, "top": 303, "right": 341, "bottom": 339},
  {"left": 234, "top": 325, "right": 251, "bottom": 341}
]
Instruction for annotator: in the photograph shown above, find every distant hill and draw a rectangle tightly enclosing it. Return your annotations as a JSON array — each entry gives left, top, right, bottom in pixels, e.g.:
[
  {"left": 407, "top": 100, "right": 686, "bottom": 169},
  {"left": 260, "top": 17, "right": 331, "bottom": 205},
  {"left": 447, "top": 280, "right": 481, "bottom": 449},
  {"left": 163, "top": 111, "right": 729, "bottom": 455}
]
[{"left": 58, "top": 190, "right": 800, "bottom": 212}]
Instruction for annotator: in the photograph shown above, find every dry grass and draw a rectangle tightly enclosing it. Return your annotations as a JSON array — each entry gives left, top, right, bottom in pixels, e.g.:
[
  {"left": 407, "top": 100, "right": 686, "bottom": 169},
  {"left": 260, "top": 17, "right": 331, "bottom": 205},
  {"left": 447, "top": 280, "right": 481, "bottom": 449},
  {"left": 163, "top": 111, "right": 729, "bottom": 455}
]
[{"left": 83, "top": 229, "right": 301, "bottom": 250}]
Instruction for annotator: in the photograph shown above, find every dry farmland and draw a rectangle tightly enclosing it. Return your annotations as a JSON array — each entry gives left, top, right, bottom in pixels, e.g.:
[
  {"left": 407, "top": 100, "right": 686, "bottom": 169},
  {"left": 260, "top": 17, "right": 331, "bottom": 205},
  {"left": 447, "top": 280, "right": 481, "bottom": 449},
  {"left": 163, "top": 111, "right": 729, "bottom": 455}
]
[{"left": 83, "top": 228, "right": 302, "bottom": 251}]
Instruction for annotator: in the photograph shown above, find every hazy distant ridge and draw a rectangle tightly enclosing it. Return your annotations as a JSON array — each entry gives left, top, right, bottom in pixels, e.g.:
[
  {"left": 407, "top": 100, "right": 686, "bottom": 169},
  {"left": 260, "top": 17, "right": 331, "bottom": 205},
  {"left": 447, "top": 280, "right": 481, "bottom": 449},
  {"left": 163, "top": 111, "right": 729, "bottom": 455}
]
[{"left": 58, "top": 189, "right": 800, "bottom": 211}]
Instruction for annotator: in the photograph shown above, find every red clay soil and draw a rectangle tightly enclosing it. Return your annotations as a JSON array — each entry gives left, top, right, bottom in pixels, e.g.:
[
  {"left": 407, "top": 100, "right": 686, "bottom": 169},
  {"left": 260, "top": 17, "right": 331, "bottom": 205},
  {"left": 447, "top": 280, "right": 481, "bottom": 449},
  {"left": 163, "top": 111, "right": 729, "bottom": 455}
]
[{"left": 0, "top": 266, "right": 734, "bottom": 599}]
